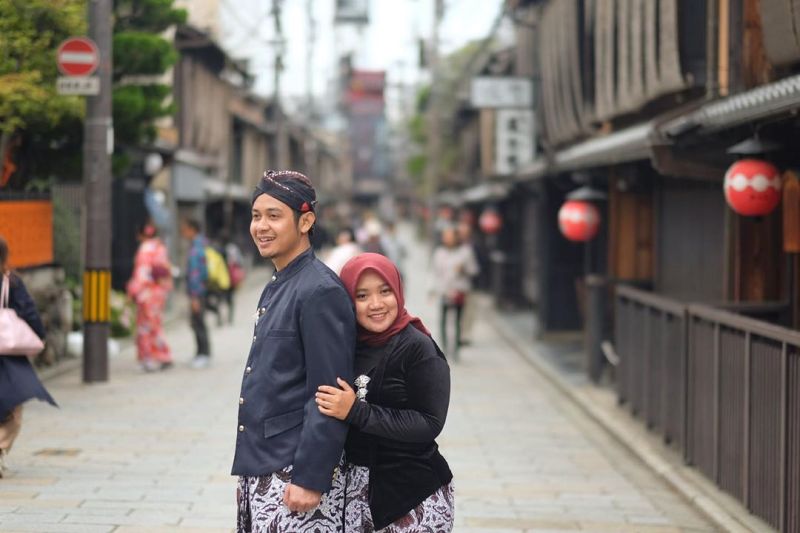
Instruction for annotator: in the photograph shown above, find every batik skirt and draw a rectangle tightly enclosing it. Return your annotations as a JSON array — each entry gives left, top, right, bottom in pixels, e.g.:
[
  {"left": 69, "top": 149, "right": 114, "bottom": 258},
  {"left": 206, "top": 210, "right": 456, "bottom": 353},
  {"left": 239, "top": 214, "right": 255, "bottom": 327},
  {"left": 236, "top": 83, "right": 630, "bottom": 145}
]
[
  {"left": 345, "top": 465, "right": 455, "bottom": 533},
  {"left": 237, "top": 464, "right": 455, "bottom": 533}
]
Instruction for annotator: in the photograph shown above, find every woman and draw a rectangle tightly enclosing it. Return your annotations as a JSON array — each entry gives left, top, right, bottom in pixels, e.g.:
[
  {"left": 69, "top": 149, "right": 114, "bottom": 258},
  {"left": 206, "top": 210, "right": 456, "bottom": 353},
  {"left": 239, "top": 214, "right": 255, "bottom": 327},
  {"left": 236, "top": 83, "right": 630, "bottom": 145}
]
[
  {"left": 316, "top": 253, "right": 454, "bottom": 532},
  {"left": 431, "top": 226, "right": 478, "bottom": 359},
  {"left": 126, "top": 223, "right": 173, "bottom": 372},
  {"left": 0, "top": 235, "right": 57, "bottom": 477}
]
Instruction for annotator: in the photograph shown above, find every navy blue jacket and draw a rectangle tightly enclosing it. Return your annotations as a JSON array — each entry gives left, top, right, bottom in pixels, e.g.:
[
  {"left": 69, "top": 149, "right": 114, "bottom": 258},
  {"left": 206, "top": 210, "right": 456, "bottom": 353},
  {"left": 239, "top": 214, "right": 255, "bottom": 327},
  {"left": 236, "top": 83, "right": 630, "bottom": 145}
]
[
  {"left": 0, "top": 274, "right": 57, "bottom": 416},
  {"left": 230, "top": 248, "right": 356, "bottom": 492}
]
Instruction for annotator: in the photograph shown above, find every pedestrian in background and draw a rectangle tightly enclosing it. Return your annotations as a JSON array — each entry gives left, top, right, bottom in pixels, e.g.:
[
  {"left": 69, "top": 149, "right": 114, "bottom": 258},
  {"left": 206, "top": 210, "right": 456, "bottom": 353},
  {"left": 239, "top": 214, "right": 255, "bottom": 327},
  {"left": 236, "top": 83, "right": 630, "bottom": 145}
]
[
  {"left": 317, "top": 253, "right": 454, "bottom": 532},
  {"left": 431, "top": 226, "right": 479, "bottom": 359},
  {"left": 0, "top": 235, "right": 57, "bottom": 477},
  {"left": 233, "top": 170, "right": 355, "bottom": 531},
  {"left": 179, "top": 218, "right": 211, "bottom": 369},
  {"left": 204, "top": 237, "right": 231, "bottom": 327},
  {"left": 323, "top": 227, "right": 361, "bottom": 275},
  {"left": 380, "top": 219, "right": 408, "bottom": 280},
  {"left": 224, "top": 235, "right": 246, "bottom": 325},
  {"left": 361, "top": 218, "right": 385, "bottom": 255},
  {"left": 456, "top": 221, "right": 480, "bottom": 346},
  {"left": 126, "top": 223, "right": 174, "bottom": 372}
]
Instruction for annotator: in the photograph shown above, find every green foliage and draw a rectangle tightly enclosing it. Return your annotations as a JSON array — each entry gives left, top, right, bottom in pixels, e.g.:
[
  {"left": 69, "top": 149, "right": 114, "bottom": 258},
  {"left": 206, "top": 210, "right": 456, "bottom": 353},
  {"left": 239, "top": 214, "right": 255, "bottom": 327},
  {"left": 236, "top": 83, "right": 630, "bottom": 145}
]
[
  {"left": 404, "top": 40, "right": 487, "bottom": 193},
  {"left": 111, "top": 0, "right": 184, "bottom": 175},
  {"left": 407, "top": 114, "right": 427, "bottom": 145},
  {"left": 114, "top": 0, "right": 187, "bottom": 33},
  {"left": 0, "top": 0, "right": 85, "bottom": 135},
  {"left": 109, "top": 290, "right": 134, "bottom": 338},
  {"left": 52, "top": 197, "right": 82, "bottom": 284},
  {"left": 406, "top": 154, "right": 427, "bottom": 182},
  {"left": 113, "top": 84, "right": 172, "bottom": 144},
  {"left": 415, "top": 85, "right": 430, "bottom": 113},
  {"left": 113, "top": 32, "right": 176, "bottom": 79}
]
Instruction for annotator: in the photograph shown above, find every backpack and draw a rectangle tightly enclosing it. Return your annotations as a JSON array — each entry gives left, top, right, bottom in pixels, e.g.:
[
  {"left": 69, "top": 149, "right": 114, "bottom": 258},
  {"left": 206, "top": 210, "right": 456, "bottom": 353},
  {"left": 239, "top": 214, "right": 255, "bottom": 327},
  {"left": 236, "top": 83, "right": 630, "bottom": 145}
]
[{"left": 205, "top": 246, "right": 231, "bottom": 291}]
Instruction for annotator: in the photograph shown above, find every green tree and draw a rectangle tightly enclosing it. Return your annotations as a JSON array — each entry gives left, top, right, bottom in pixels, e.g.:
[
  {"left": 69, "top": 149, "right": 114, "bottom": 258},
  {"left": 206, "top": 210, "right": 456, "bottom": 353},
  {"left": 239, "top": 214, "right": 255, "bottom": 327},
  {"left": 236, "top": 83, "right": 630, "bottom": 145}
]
[
  {"left": 405, "top": 40, "right": 488, "bottom": 193},
  {"left": 112, "top": 0, "right": 186, "bottom": 158},
  {"left": 0, "top": 0, "right": 86, "bottom": 189}
]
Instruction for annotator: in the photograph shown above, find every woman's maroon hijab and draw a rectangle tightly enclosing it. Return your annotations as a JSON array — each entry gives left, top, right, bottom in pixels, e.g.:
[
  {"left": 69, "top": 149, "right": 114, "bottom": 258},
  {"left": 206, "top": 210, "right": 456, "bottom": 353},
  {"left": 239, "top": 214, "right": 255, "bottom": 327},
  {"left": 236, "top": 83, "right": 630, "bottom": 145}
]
[{"left": 339, "top": 253, "right": 430, "bottom": 347}]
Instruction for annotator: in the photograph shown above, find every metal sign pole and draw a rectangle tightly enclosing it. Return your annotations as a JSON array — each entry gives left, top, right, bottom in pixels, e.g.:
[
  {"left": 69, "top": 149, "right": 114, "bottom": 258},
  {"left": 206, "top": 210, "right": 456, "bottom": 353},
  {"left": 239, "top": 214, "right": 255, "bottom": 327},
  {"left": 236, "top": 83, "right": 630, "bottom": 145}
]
[{"left": 82, "top": 0, "right": 113, "bottom": 383}]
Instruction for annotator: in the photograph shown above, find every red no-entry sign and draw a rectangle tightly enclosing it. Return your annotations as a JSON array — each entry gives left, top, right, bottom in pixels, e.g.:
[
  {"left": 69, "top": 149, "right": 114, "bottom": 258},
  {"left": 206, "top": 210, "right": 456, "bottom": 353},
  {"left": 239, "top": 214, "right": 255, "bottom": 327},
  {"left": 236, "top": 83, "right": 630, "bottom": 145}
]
[{"left": 57, "top": 37, "right": 99, "bottom": 76}]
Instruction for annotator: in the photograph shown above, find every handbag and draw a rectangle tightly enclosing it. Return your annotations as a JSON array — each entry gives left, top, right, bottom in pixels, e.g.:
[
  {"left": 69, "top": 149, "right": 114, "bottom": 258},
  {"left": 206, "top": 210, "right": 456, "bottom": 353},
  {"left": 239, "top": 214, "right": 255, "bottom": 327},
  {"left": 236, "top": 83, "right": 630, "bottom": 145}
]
[{"left": 0, "top": 274, "right": 45, "bottom": 357}]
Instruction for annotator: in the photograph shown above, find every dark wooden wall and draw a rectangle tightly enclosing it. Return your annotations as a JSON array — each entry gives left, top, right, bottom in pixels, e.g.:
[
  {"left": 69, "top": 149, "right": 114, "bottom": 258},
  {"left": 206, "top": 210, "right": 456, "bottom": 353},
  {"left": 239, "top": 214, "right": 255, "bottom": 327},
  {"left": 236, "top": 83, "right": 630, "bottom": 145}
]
[{"left": 655, "top": 179, "right": 726, "bottom": 302}]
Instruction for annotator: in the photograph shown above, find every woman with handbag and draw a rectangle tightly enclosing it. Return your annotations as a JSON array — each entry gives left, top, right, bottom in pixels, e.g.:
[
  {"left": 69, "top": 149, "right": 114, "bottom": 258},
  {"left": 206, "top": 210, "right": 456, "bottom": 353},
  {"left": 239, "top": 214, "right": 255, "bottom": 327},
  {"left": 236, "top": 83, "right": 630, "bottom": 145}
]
[
  {"left": 431, "top": 226, "right": 479, "bottom": 360},
  {"left": 316, "top": 253, "right": 454, "bottom": 532},
  {"left": 0, "top": 236, "right": 57, "bottom": 478}
]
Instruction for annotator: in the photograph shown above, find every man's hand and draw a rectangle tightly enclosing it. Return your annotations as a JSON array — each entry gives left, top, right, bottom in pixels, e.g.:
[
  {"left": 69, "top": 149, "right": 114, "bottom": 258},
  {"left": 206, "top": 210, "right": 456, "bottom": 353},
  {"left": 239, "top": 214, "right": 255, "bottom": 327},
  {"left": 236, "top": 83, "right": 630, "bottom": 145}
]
[
  {"left": 190, "top": 297, "right": 201, "bottom": 313},
  {"left": 283, "top": 483, "right": 322, "bottom": 513}
]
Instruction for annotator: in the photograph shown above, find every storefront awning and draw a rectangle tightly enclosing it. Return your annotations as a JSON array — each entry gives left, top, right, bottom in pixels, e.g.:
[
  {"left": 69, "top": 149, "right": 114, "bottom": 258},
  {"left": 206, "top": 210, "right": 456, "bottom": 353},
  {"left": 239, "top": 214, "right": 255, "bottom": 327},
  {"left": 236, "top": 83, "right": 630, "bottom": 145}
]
[
  {"left": 460, "top": 182, "right": 512, "bottom": 203},
  {"left": 517, "top": 122, "right": 655, "bottom": 179},
  {"left": 662, "top": 73, "right": 800, "bottom": 137}
]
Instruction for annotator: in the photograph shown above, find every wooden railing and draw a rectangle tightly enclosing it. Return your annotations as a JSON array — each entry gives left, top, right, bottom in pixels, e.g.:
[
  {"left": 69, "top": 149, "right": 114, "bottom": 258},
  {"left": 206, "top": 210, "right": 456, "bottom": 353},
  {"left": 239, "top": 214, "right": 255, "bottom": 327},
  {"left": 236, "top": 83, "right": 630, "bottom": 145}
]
[{"left": 615, "top": 286, "right": 800, "bottom": 532}]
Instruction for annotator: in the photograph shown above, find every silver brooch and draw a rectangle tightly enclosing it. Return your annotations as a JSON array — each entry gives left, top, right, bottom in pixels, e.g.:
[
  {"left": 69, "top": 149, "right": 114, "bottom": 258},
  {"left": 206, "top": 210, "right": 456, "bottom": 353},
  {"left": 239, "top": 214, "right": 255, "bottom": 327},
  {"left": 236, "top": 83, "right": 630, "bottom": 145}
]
[{"left": 354, "top": 375, "right": 370, "bottom": 402}]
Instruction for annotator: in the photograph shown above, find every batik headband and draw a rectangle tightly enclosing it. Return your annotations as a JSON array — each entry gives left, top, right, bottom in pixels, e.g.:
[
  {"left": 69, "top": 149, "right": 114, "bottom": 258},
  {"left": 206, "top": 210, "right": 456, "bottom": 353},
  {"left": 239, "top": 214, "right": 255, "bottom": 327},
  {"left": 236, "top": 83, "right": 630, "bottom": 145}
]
[{"left": 251, "top": 170, "right": 317, "bottom": 213}]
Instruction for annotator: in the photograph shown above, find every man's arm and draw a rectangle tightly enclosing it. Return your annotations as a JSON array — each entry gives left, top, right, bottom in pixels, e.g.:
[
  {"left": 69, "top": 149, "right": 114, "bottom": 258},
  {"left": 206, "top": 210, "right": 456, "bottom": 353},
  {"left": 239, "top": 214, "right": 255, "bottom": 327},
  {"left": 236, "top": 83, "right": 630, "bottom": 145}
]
[{"left": 291, "top": 283, "right": 355, "bottom": 492}]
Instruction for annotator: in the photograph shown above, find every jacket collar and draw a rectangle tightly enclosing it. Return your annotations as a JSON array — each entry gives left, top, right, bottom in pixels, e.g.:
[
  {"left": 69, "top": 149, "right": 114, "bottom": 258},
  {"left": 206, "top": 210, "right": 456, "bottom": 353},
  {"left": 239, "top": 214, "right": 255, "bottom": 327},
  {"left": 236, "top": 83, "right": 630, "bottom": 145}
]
[{"left": 271, "top": 247, "right": 315, "bottom": 284}]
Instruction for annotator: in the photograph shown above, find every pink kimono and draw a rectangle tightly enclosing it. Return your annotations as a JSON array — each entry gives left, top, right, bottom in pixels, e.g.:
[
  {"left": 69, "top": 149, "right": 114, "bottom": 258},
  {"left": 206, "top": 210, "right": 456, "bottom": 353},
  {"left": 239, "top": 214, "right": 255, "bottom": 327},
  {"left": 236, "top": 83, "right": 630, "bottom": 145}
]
[{"left": 126, "top": 238, "right": 173, "bottom": 364}]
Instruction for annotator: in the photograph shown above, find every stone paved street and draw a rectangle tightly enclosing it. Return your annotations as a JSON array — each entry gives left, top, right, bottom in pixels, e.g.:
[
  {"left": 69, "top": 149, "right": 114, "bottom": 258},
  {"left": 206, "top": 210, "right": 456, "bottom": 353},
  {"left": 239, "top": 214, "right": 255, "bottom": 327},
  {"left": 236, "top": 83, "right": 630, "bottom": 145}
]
[{"left": 0, "top": 230, "right": 717, "bottom": 532}]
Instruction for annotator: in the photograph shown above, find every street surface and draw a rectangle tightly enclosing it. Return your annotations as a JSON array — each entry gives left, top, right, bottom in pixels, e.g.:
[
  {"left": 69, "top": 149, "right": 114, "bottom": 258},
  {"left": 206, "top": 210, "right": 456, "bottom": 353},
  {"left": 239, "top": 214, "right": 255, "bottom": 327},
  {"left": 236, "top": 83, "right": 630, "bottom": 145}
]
[{"left": 0, "top": 229, "right": 716, "bottom": 532}]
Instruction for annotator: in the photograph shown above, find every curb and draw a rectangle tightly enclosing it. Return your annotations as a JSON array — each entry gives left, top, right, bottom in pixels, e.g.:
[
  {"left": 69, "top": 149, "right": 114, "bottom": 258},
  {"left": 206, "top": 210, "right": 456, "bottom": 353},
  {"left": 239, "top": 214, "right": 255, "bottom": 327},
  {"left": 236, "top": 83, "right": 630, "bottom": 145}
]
[{"left": 484, "top": 301, "right": 765, "bottom": 533}]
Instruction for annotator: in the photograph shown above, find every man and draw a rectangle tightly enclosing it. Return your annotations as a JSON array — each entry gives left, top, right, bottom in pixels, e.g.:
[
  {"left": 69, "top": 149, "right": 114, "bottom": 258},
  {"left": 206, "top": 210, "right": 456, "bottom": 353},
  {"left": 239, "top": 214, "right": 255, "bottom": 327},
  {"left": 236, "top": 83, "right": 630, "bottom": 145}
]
[
  {"left": 179, "top": 218, "right": 211, "bottom": 369},
  {"left": 232, "top": 170, "right": 356, "bottom": 532}
]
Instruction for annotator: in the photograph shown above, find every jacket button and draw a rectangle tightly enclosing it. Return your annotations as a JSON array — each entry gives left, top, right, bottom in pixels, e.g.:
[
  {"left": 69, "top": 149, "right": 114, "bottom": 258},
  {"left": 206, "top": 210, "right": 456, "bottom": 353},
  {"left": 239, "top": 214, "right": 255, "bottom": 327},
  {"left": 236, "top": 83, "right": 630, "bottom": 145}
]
[
  {"left": 245, "top": 366, "right": 252, "bottom": 374},
  {"left": 239, "top": 425, "right": 245, "bottom": 432},
  {"left": 239, "top": 397, "right": 244, "bottom": 405},
  {"left": 253, "top": 335, "right": 257, "bottom": 342}
]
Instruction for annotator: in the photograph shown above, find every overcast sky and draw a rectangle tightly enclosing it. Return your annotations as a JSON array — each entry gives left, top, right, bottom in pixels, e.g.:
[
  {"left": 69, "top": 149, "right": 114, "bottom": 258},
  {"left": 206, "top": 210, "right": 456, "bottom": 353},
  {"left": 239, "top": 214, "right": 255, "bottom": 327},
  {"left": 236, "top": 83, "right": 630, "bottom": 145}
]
[{"left": 218, "top": 0, "right": 507, "bottom": 117}]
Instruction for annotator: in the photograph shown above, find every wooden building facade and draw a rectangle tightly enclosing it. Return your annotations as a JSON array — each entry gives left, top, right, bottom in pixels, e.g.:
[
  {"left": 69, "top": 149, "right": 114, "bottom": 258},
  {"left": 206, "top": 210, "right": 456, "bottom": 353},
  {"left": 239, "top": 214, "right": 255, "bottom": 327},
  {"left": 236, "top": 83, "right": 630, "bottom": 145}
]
[{"left": 453, "top": 0, "right": 800, "bottom": 528}]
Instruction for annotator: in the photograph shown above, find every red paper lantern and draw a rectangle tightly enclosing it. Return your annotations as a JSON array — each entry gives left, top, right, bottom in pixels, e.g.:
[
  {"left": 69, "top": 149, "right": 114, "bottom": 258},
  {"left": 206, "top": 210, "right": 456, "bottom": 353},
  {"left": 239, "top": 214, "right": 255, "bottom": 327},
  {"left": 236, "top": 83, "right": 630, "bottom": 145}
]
[
  {"left": 558, "top": 200, "right": 600, "bottom": 241},
  {"left": 479, "top": 208, "right": 502, "bottom": 234},
  {"left": 724, "top": 159, "right": 782, "bottom": 216}
]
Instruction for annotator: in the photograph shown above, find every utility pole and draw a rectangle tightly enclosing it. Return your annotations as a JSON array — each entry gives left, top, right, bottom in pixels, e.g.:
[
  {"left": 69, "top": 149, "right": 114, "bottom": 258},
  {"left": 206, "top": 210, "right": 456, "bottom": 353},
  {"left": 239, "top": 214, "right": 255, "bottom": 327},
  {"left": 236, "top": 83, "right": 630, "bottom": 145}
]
[
  {"left": 305, "top": 0, "right": 316, "bottom": 118},
  {"left": 82, "top": 0, "right": 113, "bottom": 383},
  {"left": 425, "top": 0, "right": 444, "bottom": 235},
  {"left": 271, "top": 0, "right": 288, "bottom": 168}
]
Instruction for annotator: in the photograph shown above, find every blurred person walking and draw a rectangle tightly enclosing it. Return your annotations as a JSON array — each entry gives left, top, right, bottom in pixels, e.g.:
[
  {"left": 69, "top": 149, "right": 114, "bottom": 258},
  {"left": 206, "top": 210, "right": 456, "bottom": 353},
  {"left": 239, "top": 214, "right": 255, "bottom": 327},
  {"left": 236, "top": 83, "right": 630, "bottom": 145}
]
[
  {"left": 204, "top": 238, "right": 231, "bottom": 327},
  {"left": 456, "top": 221, "right": 480, "bottom": 346},
  {"left": 223, "top": 236, "right": 246, "bottom": 325},
  {"left": 431, "top": 226, "right": 479, "bottom": 360},
  {"left": 323, "top": 227, "right": 362, "bottom": 275},
  {"left": 180, "top": 218, "right": 211, "bottom": 369},
  {"left": 126, "top": 223, "right": 174, "bottom": 372},
  {"left": 317, "top": 253, "right": 454, "bottom": 532},
  {"left": 0, "top": 236, "right": 57, "bottom": 477},
  {"left": 233, "top": 170, "right": 355, "bottom": 532},
  {"left": 361, "top": 219, "right": 385, "bottom": 255},
  {"left": 380, "top": 220, "right": 408, "bottom": 280}
]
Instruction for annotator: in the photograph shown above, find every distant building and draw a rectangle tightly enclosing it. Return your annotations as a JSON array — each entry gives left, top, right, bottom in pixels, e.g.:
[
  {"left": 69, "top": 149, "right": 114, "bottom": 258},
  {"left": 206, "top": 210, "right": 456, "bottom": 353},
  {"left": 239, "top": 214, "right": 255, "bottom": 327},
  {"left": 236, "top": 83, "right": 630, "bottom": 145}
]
[{"left": 343, "top": 68, "right": 390, "bottom": 203}]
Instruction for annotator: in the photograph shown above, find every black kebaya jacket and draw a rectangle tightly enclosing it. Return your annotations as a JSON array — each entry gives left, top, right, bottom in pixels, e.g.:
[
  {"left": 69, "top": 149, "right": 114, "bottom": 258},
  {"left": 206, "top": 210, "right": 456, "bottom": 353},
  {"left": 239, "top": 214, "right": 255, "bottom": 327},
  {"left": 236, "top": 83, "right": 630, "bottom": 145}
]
[
  {"left": 230, "top": 248, "right": 356, "bottom": 492},
  {"left": 0, "top": 273, "right": 57, "bottom": 416},
  {"left": 345, "top": 324, "right": 453, "bottom": 529}
]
